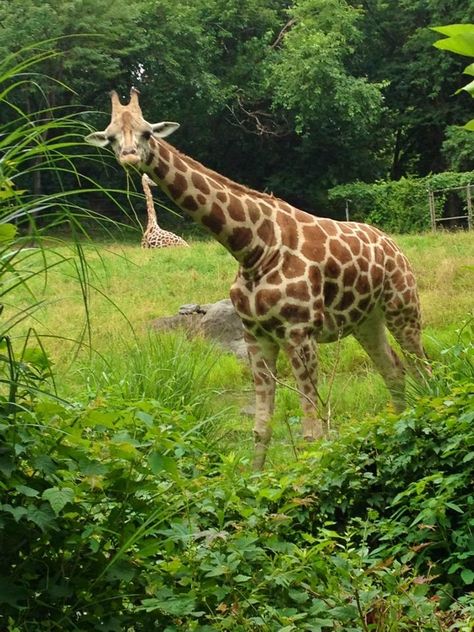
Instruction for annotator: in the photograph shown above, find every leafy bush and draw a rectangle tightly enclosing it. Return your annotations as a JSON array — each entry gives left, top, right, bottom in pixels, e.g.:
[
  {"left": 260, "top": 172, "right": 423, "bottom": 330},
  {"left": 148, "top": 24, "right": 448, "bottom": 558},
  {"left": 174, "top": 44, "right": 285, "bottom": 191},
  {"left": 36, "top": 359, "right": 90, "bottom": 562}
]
[
  {"left": 1, "top": 343, "right": 472, "bottom": 630},
  {"left": 329, "top": 171, "right": 474, "bottom": 232}
]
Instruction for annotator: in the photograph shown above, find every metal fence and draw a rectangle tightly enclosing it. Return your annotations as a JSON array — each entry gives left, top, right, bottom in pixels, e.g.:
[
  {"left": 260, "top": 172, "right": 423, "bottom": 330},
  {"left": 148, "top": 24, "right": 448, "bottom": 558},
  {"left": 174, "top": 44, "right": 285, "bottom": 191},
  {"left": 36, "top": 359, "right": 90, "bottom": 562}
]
[{"left": 428, "top": 183, "right": 473, "bottom": 231}]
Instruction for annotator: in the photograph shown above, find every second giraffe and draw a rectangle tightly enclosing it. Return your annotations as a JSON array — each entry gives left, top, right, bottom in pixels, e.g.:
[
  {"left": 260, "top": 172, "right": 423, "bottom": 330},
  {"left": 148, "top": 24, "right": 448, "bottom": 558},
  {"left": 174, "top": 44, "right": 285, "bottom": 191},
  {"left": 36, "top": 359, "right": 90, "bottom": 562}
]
[{"left": 141, "top": 173, "right": 189, "bottom": 248}]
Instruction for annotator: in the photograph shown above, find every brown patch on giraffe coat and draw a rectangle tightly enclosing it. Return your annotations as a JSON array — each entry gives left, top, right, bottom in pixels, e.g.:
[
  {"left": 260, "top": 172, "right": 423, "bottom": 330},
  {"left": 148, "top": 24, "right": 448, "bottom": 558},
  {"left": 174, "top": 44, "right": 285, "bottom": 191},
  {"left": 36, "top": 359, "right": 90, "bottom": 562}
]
[
  {"left": 154, "top": 159, "right": 169, "bottom": 179},
  {"left": 168, "top": 172, "right": 187, "bottom": 199},
  {"left": 255, "top": 288, "right": 283, "bottom": 316},
  {"left": 282, "top": 252, "right": 306, "bottom": 278},
  {"left": 216, "top": 191, "right": 227, "bottom": 203},
  {"left": 349, "top": 307, "right": 364, "bottom": 322},
  {"left": 308, "top": 265, "right": 322, "bottom": 294},
  {"left": 341, "top": 234, "right": 361, "bottom": 256},
  {"left": 280, "top": 303, "right": 311, "bottom": 323},
  {"left": 173, "top": 154, "right": 187, "bottom": 173},
  {"left": 196, "top": 194, "right": 206, "bottom": 205},
  {"left": 343, "top": 266, "right": 358, "bottom": 286},
  {"left": 371, "top": 265, "right": 384, "bottom": 288},
  {"left": 201, "top": 203, "right": 226, "bottom": 234},
  {"left": 385, "top": 258, "right": 396, "bottom": 273},
  {"left": 191, "top": 172, "right": 211, "bottom": 194},
  {"left": 339, "top": 223, "right": 355, "bottom": 235},
  {"left": 323, "top": 281, "right": 339, "bottom": 307},
  {"left": 246, "top": 199, "right": 261, "bottom": 223},
  {"left": 358, "top": 255, "right": 369, "bottom": 272},
  {"left": 159, "top": 143, "right": 170, "bottom": 162},
  {"left": 182, "top": 195, "right": 199, "bottom": 212},
  {"left": 257, "top": 219, "right": 276, "bottom": 245},
  {"left": 230, "top": 287, "right": 251, "bottom": 316},
  {"left": 266, "top": 269, "right": 283, "bottom": 285},
  {"left": 286, "top": 280, "right": 311, "bottom": 301},
  {"left": 228, "top": 227, "right": 253, "bottom": 251},
  {"left": 329, "top": 239, "right": 352, "bottom": 265},
  {"left": 228, "top": 194, "right": 246, "bottom": 222},
  {"left": 259, "top": 202, "right": 273, "bottom": 217},
  {"left": 355, "top": 274, "right": 370, "bottom": 295},
  {"left": 244, "top": 246, "right": 264, "bottom": 268},
  {"left": 336, "top": 290, "right": 355, "bottom": 312},
  {"left": 277, "top": 213, "right": 298, "bottom": 249},
  {"left": 325, "top": 257, "right": 341, "bottom": 279},
  {"left": 318, "top": 219, "right": 339, "bottom": 237},
  {"left": 358, "top": 296, "right": 371, "bottom": 312},
  {"left": 301, "top": 225, "right": 327, "bottom": 261}
]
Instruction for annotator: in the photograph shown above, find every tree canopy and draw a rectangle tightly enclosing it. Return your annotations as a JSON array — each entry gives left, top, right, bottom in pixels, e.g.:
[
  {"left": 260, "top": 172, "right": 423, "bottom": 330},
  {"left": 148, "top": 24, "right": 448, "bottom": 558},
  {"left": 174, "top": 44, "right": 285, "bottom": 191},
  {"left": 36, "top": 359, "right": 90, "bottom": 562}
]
[{"left": 1, "top": 0, "right": 473, "bottom": 215}]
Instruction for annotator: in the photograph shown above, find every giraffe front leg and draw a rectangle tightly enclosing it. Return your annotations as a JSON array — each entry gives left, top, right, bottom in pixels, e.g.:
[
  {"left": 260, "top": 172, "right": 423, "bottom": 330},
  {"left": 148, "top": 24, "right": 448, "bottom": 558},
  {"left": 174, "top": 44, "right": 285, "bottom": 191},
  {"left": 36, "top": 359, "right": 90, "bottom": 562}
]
[
  {"left": 245, "top": 332, "right": 279, "bottom": 470},
  {"left": 286, "top": 334, "right": 326, "bottom": 442}
]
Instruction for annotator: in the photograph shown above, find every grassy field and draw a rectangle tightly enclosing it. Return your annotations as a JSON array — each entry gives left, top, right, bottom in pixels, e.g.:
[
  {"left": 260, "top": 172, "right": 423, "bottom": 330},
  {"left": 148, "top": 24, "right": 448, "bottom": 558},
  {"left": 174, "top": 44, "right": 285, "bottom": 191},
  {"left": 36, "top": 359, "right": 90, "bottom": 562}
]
[{"left": 7, "top": 229, "right": 474, "bottom": 463}]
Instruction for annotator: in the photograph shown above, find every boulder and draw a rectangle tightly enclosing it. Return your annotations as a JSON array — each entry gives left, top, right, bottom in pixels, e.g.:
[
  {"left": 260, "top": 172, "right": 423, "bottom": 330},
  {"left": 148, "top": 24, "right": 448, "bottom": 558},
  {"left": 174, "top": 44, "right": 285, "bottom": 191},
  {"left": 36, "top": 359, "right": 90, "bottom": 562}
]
[{"left": 150, "top": 298, "right": 247, "bottom": 361}]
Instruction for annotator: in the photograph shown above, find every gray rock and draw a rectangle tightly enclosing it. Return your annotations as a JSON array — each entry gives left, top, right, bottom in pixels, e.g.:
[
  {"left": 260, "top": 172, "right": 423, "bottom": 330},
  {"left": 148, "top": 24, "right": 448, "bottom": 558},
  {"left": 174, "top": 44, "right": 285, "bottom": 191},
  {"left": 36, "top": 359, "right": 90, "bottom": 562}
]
[{"left": 150, "top": 298, "right": 248, "bottom": 361}]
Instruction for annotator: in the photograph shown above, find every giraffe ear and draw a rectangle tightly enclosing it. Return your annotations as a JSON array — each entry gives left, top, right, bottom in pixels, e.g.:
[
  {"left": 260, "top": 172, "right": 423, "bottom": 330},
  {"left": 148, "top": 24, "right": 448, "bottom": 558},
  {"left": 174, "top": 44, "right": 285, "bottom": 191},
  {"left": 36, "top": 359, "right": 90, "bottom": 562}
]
[
  {"left": 84, "top": 131, "right": 110, "bottom": 147},
  {"left": 150, "top": 122, "right": 180, "bottom": 138}
]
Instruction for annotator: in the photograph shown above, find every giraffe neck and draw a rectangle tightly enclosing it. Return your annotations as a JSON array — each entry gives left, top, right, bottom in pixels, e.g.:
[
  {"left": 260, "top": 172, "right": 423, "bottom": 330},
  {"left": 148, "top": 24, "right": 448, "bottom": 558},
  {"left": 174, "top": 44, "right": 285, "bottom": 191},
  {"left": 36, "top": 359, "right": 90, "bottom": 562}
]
[
  {"left": 142, "top": 175, "right": 160, "bottom": 231},
  {"left": 144, "top": 139, "right": 279, "bottom": 267}
]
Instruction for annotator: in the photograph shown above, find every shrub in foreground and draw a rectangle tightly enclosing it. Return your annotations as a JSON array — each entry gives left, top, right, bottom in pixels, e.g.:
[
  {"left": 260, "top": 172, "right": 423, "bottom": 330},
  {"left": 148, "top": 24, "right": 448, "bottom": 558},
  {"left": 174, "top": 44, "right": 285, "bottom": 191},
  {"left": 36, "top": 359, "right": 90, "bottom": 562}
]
[{"left": 0, "top": 353, "right": 473, "bottom": 630}]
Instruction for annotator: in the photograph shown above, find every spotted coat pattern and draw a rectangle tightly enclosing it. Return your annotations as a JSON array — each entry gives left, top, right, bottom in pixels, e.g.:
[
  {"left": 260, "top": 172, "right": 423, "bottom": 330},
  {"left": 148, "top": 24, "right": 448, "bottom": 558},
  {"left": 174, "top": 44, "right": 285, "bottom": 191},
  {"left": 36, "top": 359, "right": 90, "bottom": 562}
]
[{"left": 85, "top": 89, "right": 428, "bottom": 469}]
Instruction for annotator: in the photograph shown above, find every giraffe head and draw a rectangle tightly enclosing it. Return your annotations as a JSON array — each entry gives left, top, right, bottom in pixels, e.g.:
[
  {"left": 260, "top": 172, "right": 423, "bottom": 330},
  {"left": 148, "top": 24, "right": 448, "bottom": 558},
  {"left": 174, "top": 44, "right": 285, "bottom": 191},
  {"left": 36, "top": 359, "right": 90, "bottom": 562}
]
[{"left": 85, "top": 88, "right": 180, "bottom": 167}]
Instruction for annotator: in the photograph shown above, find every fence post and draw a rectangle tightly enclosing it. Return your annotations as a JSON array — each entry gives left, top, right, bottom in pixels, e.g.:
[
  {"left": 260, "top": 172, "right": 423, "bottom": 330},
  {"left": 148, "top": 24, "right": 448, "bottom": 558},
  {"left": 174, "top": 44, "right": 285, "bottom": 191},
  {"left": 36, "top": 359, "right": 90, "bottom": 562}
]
[
  {"left": 428, "top": 190, "right": 436, "bottom": 231},
  {"left": 345, "top": 199, "right": 350, "bottom": 222},
  {"left": 467, "top": 183, "right": 472, "bottom": 231}
]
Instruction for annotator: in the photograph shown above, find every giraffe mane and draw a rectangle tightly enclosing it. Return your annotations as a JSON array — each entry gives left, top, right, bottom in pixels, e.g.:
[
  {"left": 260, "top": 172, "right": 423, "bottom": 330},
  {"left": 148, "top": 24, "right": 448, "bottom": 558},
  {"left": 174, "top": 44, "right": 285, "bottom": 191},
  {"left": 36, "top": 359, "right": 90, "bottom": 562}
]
[{"left": 159, "top": 139, "right": 285, "bottom": 205}]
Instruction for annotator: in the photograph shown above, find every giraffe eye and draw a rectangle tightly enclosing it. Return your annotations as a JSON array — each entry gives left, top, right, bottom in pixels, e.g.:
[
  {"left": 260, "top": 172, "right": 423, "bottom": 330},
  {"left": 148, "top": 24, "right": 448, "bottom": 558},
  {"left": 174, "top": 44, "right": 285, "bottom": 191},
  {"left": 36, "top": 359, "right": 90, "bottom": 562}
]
[
  {"left": 107, "top": 135, "right": 116, "bottom": 143},
  {"left": 142, "top": 130, "right": 152, "bottom": 140}
]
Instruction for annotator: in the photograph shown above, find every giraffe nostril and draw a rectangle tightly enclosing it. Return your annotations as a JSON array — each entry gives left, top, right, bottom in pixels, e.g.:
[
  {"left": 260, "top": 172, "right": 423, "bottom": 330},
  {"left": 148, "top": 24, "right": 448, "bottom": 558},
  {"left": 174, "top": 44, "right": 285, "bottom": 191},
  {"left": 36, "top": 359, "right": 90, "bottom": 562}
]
[{"left": 122, "top": 148, "right": 137, "bottom": 156}]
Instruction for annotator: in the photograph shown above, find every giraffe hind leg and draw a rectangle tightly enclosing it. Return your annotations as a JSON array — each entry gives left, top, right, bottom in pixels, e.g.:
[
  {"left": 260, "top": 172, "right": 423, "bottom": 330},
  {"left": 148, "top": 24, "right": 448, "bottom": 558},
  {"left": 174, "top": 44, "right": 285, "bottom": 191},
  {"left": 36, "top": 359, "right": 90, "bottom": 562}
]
[
  {"left": 353, "top": 312, "right": 406, "bottom": 412},
  {"left": 385, "top": 308, "right": 431, "bottom": 380}
]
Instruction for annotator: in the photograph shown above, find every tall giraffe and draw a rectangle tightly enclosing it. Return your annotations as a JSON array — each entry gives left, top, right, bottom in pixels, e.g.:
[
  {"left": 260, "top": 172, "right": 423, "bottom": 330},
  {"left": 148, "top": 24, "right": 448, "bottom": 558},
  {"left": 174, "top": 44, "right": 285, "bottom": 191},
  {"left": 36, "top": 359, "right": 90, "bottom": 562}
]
[
  {"left": 141, "top": 173, "right": 189, "bottom": 248},
  {"left": 86, "top": 89, "right": 428, "bottom": 469}
]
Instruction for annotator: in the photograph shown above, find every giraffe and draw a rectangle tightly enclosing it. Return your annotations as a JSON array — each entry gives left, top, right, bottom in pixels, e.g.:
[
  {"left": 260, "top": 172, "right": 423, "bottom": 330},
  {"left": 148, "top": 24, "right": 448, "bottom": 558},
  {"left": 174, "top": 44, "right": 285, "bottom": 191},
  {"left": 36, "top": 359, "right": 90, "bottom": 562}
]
[
  {"left": 85, "top": 88, "right": 428, "bottom": 469},
  {"left": 141, "top": 173, "right": 189, "bottom": 248}
]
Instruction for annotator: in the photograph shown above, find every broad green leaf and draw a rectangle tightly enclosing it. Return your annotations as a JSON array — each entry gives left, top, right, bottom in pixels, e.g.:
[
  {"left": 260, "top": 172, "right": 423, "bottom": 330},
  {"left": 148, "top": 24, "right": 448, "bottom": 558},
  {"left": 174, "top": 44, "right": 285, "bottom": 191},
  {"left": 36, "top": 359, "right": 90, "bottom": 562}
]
[
  {"left": 464, "top": 61, "right": 474, "bottom": 76},
  {"left": 461, "top": 78, "right": 474, "bottom": 96},
  {"left": 0, "top": 504, "right": 27, "bottom": 522},
  {"left": 461, "top": 569, "right": 474, "bottom": 585},
  {"left": 0, "top": 223, "right": 16, "bottom": 242},
  {"left": 464, "top": 119, "right": 474, "bottom": 131},
  {"left": 149, "top": 451, "right": 178, "bottom": 476},
  {"left": 42, "top": 486, "right": 74, "bottom": 515}
]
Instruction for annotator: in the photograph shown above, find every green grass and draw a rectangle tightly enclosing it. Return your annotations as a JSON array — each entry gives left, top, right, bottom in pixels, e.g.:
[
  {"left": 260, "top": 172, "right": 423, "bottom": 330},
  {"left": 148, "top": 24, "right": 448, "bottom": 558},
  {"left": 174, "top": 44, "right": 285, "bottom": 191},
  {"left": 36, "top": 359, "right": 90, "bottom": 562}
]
[{"left": 6, "top": 229, "right": 474, "bottom": 458}]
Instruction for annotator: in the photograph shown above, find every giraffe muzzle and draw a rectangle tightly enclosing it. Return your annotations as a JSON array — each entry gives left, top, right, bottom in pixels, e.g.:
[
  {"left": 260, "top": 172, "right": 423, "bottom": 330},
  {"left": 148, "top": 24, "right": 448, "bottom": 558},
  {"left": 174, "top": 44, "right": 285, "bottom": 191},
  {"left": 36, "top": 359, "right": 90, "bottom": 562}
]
[{"left": 120, "top": 149, "right": 140, "bottom": 166}]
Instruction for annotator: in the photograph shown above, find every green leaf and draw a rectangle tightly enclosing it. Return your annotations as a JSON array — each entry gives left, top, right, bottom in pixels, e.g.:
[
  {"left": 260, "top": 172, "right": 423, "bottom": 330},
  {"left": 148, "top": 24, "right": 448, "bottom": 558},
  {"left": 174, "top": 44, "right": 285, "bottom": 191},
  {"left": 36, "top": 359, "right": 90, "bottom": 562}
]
[
  {"left": 464, "top": 61, "right": 474, "bottom": 76},
  {"left": 0, "top": 504, "right": 27, "bottom": 522},
  {"left": 460, "top": 78, "right": 474, "bottom": 97},
  {"left": 149, "top": 451, "right": 178, "bottom": 476},
  {"left": 461, "top": 568, "right": 474, "bottom": 585},
  {"left": 15, "top": 485, "right": 39, "bottom": 498},
  {"left": 0, "top": 223, "right": 17, "bottom": 242},
  {"left": 234, "top": 574, "right": 252, "bottom": 583},
  {"left": 42, "top": 487, "right": 74, "bottom": 515},
  {"left": 464, "top": 119, "right": 474, "bottom": 131}
]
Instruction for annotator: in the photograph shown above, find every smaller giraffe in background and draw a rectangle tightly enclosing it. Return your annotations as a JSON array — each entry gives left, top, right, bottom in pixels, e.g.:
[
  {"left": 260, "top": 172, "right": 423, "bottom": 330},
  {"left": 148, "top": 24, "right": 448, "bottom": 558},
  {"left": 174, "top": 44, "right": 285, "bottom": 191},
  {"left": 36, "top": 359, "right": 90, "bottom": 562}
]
[{"left": 141, "top": 174, "right": 189, "bottom": 248}]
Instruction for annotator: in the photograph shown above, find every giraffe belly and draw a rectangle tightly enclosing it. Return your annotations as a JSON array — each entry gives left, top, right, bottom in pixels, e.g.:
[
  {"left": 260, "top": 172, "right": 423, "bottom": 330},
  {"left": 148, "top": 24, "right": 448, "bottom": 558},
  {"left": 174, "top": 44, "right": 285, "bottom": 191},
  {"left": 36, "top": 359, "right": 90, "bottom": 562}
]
[{"left": 230, "top": 279, "right": 372, "bottom": 345}]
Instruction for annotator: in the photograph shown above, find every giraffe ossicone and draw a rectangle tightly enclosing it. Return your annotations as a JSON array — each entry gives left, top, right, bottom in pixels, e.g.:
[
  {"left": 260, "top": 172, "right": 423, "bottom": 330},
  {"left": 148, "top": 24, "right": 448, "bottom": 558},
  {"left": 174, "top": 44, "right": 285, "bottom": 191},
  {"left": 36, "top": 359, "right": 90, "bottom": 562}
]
[
  {"left": 85, "top": 88, "right": 429, "bottom": 470},
  {"left": 141, "top": 174, "right": 189, "bottom": 248}
]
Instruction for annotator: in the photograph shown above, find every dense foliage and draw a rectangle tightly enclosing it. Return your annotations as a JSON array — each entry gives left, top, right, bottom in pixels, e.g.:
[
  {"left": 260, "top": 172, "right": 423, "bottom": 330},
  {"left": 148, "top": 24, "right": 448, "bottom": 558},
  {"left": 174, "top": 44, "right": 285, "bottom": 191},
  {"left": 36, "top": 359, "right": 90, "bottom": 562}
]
[
  {"left": 1, "top": 334, "right": 473, "bottom": 630},
  {"left": 329, "top": 171, "right": 474, "bottom": 232},
  {"left": 0, "top": 1, "right": 473, "bottom": 220}
]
